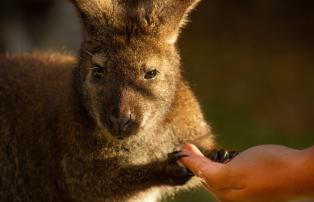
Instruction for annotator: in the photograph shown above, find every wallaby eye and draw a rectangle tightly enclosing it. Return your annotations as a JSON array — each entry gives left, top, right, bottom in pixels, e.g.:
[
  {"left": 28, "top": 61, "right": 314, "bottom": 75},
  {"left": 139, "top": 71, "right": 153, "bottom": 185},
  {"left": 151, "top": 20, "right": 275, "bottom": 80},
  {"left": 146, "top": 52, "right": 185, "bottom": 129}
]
[
  {"left": 92, "top": 65, "right": 104, "bottom": 79},
  {"left": 144, "top": 69, "right": 159, "bottom": 80}
]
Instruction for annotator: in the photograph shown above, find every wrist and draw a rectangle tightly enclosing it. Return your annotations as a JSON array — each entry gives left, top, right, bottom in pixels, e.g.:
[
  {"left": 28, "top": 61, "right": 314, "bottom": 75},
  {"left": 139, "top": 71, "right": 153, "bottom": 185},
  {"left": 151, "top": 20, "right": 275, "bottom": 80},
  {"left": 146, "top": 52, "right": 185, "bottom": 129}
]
[
  {"left": 279, "top": 147, "right": 314, "bottom": 200},
  {"left": 292, "top": 147, "right": 314, "bottom": 198}
]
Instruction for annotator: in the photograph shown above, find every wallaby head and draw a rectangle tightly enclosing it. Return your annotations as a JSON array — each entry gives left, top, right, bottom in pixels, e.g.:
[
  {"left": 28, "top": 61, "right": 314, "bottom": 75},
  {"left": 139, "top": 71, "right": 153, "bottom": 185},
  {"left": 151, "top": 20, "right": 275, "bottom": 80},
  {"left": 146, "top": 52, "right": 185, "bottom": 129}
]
[{"left": 72, "top": 0, "right": 201, "bottom": 139}]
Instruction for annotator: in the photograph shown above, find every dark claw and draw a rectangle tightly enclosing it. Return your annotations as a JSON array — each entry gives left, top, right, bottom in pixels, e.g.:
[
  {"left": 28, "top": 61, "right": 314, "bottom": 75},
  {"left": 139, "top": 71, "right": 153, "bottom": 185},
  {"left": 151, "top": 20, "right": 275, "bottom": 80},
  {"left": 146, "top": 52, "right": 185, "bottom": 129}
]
[
  {"left": 167, "top": 151, "right": 189, "bottom": 164},
  {"left": 206, "top": 149, "right": 240, "bottom": 164},
  {"left": 228, "top": 151, "right": 240, "bottom": 159},
  {"left": 224, "top": 151, "right": 240, "bottom": 163}
]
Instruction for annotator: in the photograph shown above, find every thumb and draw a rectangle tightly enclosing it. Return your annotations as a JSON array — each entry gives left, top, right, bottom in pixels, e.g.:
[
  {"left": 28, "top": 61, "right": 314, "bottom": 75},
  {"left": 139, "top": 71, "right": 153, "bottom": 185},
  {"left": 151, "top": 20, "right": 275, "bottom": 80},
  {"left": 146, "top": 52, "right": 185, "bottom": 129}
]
[{"left": 180, "top": 144, "right": 224, "bottom": 179}]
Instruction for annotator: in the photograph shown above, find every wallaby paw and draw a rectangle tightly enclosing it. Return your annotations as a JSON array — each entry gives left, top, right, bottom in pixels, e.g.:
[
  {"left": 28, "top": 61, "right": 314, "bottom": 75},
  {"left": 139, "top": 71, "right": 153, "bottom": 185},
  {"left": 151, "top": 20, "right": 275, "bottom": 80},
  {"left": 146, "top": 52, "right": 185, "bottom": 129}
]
[
  {"left": 164, "top": 151, "right": 193, "bottom": 185},
  {"left": 206, "top": 149, "right": 240, "bottom": 163}
]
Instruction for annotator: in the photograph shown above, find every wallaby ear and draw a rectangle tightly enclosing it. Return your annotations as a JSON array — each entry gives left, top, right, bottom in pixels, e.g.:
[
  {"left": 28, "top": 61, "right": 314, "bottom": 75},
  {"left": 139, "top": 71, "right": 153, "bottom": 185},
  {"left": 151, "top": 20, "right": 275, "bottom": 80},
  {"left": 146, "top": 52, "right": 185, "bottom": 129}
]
[
  {"left": 155, "top": 0, "right": 202, "bottom": 44},
  {"left": 71, "top": 0, "right": 122, "bottom": 36},
  {"left": 71, "top": 0, "right": 201, "bottom": 43}
]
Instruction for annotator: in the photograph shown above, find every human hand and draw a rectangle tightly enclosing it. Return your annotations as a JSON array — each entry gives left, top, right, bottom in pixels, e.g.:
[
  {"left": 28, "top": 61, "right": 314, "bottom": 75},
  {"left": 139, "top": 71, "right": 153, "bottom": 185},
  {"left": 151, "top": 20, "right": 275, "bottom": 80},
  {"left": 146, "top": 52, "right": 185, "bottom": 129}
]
[{"left": 180, "top": 144, "right": 312, "bottom": 202}]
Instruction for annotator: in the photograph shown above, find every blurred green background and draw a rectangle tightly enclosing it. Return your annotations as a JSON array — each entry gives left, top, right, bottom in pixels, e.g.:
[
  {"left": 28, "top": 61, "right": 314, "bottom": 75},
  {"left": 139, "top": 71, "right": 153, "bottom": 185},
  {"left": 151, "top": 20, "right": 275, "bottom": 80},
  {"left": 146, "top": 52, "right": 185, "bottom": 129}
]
[{"left": 1, "top": 0, "right": 313, "bottom": 201}]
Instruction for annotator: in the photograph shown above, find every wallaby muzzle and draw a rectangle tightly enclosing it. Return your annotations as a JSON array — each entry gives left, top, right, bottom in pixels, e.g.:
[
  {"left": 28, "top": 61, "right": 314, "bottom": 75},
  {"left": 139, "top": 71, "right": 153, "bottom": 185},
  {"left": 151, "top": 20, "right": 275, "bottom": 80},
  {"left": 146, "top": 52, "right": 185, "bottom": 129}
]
[{"left": 106, "top": 106, "right": 139, "bottom": 139}]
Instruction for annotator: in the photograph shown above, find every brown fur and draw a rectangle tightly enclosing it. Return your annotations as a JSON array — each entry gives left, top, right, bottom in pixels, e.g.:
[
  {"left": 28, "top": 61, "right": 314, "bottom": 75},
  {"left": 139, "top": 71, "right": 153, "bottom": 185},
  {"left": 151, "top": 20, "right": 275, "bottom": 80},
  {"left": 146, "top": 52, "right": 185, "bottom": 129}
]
[{"left": 0, "top": 0, "right": 215, "bottom": 201}]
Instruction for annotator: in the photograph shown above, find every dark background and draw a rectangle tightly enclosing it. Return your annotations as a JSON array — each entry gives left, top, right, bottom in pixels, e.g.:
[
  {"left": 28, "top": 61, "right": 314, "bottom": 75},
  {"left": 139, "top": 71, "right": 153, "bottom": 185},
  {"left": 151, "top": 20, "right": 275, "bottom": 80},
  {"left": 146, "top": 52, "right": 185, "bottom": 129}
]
[{"left": 1, "top": 0, "right": 313, "bottom": 201}]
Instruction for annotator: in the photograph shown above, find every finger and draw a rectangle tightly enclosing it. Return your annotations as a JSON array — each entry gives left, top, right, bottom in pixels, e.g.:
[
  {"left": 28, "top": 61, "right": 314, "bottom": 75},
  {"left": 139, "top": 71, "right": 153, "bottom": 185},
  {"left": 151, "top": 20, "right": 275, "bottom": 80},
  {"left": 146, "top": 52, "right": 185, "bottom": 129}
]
[
  {"left": 180, "top": 144, "right": 223, "bottom": 178},
  {"left": 181, "top": 143, "right": 205, "bottom": 157}
]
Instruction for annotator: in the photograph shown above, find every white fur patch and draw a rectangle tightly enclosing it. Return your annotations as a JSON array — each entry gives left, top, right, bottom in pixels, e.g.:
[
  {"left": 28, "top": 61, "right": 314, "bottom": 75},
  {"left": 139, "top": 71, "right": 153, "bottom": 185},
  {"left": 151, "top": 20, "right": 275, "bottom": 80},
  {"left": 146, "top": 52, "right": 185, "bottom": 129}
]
[
  {"left": 166, "top": 33, "right": 178, "bottom": 44},
  {"left": 127, "top": 188, "right": 161, "bottom": 202}
]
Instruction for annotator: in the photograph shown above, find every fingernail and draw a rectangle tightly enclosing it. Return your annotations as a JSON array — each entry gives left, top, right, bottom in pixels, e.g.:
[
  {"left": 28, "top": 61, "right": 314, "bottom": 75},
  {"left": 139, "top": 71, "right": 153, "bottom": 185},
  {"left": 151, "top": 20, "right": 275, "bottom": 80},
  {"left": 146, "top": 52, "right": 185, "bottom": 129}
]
[
  {"left": 178, "top": 153, "right": 189, "bottom": 158},
  {"left": 180, "top": 154, "right": 189, "bottom": 158}
]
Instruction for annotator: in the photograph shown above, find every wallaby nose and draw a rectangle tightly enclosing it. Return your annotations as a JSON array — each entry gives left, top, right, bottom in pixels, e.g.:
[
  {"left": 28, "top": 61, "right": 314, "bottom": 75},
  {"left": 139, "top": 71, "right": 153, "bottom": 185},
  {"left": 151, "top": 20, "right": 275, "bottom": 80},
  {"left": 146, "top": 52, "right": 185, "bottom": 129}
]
[
  {"left": 110, "top": 116, "right": 130, "bottom": 130},
  {"left": 109, "top": 114, "right": 132, "bottom": 134}
]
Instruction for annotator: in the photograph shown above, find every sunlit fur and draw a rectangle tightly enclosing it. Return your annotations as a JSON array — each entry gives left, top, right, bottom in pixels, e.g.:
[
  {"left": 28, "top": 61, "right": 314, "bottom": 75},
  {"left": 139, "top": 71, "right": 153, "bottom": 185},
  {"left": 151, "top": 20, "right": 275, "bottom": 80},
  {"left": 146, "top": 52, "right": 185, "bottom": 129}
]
[{"left": 0, "top": 0, "right": 215, "bottom": 202}]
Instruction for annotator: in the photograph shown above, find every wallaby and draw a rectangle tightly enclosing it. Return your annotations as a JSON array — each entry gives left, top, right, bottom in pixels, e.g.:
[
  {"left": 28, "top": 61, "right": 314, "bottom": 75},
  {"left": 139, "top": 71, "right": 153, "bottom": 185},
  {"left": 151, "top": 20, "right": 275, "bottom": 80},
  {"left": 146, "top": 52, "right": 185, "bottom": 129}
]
[{"left": 0, "top": 0, "right": 216, "bottom": 201}]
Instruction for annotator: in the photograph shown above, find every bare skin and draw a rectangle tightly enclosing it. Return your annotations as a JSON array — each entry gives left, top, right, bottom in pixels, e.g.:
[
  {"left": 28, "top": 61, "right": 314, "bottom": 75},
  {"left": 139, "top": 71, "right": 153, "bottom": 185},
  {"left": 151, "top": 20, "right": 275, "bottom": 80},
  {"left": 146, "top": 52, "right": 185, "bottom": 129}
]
[{"left": 180, "top": 144, "right": 314, "bottom": 202}]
